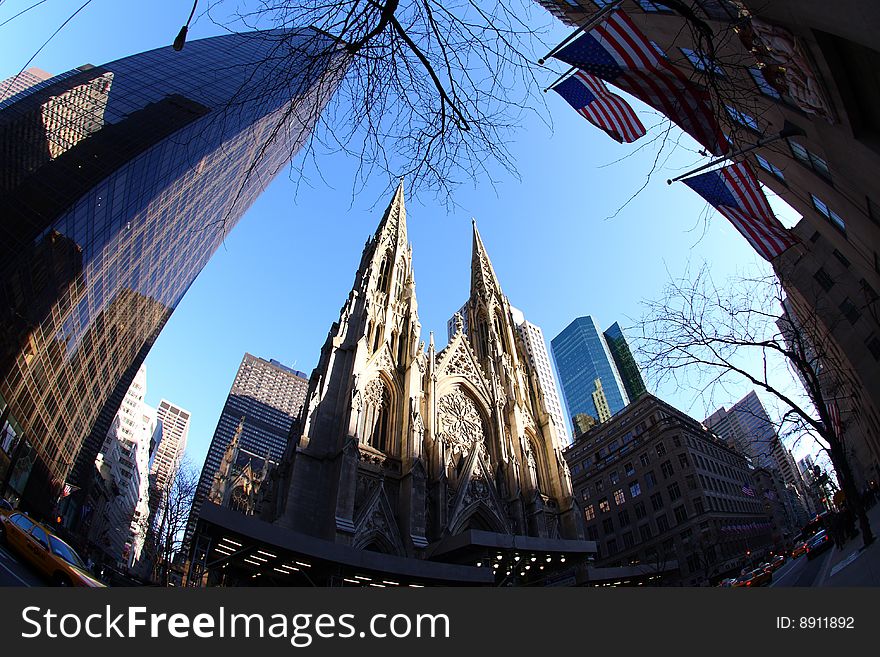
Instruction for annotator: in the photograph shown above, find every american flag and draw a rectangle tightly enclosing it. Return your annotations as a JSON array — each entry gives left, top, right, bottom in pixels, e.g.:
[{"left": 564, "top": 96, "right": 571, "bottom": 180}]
[
  {"left": 551, "top": 69, "right": 646, "bottom": 143},
  {"left": 826, "top": 400, "right": 842, "bottom": 439},
  {"left": 682, "top": 161, "right": 798, "bottom": 261},
  {"left": 552, "top": 9, "right": 729, "bottom": 156},
  {"left": 741, "top": 485, "right": 755, "bottom": 497}
]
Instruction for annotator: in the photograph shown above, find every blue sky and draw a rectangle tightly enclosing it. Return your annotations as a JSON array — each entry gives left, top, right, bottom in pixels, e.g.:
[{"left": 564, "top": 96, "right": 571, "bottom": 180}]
[{"left": 1, "top": 1, "right": 823, "bottom": 470}]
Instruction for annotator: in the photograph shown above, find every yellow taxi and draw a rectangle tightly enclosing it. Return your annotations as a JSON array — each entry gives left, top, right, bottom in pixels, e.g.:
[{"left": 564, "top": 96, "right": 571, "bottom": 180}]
[{"left": 0, "top": 511, "right": 105, "bottom": 587}]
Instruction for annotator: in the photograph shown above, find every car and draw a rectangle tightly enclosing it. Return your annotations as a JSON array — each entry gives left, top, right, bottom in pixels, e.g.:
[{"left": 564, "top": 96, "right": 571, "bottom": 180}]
[
  {"left": 791, "top": 541, "right": 808, "bottom": 559},
  {"left": 733, "top": 568, "right": 773, "bottom": 587},
  {"left": 1, "top": 512, "right": 104, "bottom": 587},
  {"left": 806, "top": 529, "right": 833, "bottom": 560},
  {"left": 765, "top": 554, "right": 785, "bottom": 571},
  {"left": 717, "top": 577, "right": 738, "bottom": 587}
]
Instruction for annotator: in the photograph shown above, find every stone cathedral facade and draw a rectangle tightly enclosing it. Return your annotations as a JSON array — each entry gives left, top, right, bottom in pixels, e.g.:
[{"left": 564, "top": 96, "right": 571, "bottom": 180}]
[{"left": 267, "top": 182, "right": 583, "bottom": 556}]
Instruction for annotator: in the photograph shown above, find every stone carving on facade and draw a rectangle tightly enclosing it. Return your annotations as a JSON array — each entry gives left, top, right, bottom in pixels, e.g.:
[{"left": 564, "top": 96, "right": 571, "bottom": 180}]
[
  {"left": 363, "top": 378, "right": 387, "bottom": 408},
  {"left": 411, "top": 398, "right": 425, "bottom": 442},
  {"left": 437, "top": 389, "right": 484, "bottom": 467}
]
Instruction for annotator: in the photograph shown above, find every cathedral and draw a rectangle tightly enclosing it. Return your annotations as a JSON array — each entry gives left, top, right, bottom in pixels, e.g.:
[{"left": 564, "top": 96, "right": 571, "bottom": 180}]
[
  {"left": 265, "top": 181, "right": 585, "bottom": 560},
  {"left": 207, "top": 419, "right": 271, "bottom": 517}
]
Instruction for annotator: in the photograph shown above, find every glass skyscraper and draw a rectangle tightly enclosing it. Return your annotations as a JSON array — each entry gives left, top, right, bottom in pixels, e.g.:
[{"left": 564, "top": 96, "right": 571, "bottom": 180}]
[
  {"left": 551, "top": 316, "right": 631, "bottom": 429},
  {"left": 0, "top": 29, "right": 342, "bottom": 518},
  {"left": 603, "top": 321, "right": 647, "bottom": 402}
]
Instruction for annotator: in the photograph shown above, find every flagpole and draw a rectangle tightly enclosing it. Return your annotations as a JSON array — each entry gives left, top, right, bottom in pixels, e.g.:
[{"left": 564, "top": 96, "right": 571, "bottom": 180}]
[
  {"left": 537, "top": 0, "right": 623, "bottom": 65},
  {"left": 666, "top": 121, "right": 806, "bottom": 184},
  {"left": 543, "top": 66, "right": 577, "bottom": 93}
]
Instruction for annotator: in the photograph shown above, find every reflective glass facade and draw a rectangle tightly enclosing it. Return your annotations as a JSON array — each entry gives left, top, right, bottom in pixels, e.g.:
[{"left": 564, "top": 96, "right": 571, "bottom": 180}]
[
  {"left": 0, "top": 30, "right": 341, "bottom": 517},
  {"left": 551, "top": 316, "right": 630, "bottom": 430},
  {"left": 603, "top": 322, "right": 647, "bottom": 402},
  {"left": 185, "top": 354, "right": 309, "bottom": 545}
]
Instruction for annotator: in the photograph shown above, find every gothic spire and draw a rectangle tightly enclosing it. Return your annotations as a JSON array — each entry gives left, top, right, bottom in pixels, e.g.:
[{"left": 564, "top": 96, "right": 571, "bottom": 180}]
[
  {"left": 373, "top": 178, "right": 407, "bottom": 254},
  {"left": 470, "top": 219, "right": 502, "bottom": 304}
]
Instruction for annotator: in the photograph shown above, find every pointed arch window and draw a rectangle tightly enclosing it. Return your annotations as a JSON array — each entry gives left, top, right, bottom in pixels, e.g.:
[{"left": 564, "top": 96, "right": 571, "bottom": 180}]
[
  {"left": 493, "top": 312, "right": 507, "bottom": 353},
  {"left": 398, "top": 318, "right": 409, "bottom": 363},
  {"left": 394, "top": 260, "right": 405, "bottom": 300},
  {"left": 362, "top": 379, "right": 392, "bottom": 453},
  {"left": 376, "top": 252, "right": 392, "bottom": 294},
  {"left": 477, "top": 317, "right": 489, "bottom": 359},
  {"left": 373, "top": 323, "right": 383, "bottom": 353}
]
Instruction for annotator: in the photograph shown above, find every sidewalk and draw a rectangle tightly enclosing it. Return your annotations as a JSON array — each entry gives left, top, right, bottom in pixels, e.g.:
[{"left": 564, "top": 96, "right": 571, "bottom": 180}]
[{"left": 817, "top": 502, "right": 880, "bottom": 586}]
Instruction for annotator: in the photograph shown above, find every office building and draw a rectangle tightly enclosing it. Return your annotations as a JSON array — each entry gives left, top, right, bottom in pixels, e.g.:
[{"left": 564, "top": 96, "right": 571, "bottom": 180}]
[
  {"left": 603, "top": 322, "right": 647, "bottom": 402},
  {"left": 0, "top": 67, "right": 53, "bottom": 102},
  {"left": 513, "top": 311, "right": 571, "bottom": 447},
  {"left": 185, "top": 354, "right": 309, "bottom": 546},
  {"left": 565, "top": 393, "right": 774, "bottom": 585},
  {"left": 551, "top": 316, "right": 631, "bottom": 428},
  {"left": 146, "top": 400, "right": 191, "bottom": 540},
  {"left": 0, "top": 29, "right": 343, "bottom": 518},
  {"left": 80, "top": 365, "right": 158, "bottom": 564}
]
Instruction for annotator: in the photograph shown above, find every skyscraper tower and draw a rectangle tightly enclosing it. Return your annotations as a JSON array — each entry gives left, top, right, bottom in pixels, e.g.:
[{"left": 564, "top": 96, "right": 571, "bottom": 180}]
[
  {"left": 603, "top": 322, "right": 647, "bottom": 402},
  {"left": 0, "top": 29, "right": 343, "bottom": 517},
  {"left": 704, "top": 391, "right": 778, "bottom": 470},
  {"left": 185, "top": 354, "right": 309, "bottom": 545},
  {"left": 551, "top": 316, "right": 631, "bottom": 428},
  {"left": 143, "top": 399, "right": 190, "bottom": 561}
]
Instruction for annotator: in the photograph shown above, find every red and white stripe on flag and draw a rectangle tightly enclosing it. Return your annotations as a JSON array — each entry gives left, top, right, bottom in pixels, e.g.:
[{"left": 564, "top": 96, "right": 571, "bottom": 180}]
[{"left": 572, "top": 70, "right": 646, "bottom": 143}]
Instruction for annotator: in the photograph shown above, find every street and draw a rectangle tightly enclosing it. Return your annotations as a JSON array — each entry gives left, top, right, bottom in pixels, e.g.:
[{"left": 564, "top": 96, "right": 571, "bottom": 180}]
[
  {"left": 770, "top": 550, "right": 833, "bottom": 587},
  {"left": 0, "top": 542, "right": 45, "bottom": 587}
]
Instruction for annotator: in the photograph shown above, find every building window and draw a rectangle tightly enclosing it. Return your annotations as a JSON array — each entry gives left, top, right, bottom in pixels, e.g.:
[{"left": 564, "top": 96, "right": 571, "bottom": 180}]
[
  {"left": 599, "top": 498, "right": 611, "bottom": 513},
  {"left": 603, "top": 518, "right": 614, "bottom": 534},
  {"left": 696, "top": 0, "right": 740, "bottom": 21},
  {"left": 596, "top": 479, "right": 605, "bottom": 493},
  {"left": 645, "top": 471, "right": 657, "bottom": 488},
  {"left": 681, "top": 47, "right": 725, "bottom": 76},
  {"left": 639, "top": 452, "right": 650, "bottom": 467},
  {"left": 585, "top": 504, "right": 596, "bottom": 521},
  {"left": 607, "top": 539, "right": 618, "bottom": 555},
  {"left": 726, "top": 105, "right": 759, "bottom": 131},
  {"left": 587, "top": 525, "right": 599, "bottom": 540},
  {"left": 661, "top": 460, "right": 674, "bottom": 478},
  {"left": 656, "top": 442, "right": 666, "bottom": 457},
  {"left": 749, "top": 67, "right": 781, "bottom": 99},
  {"left": 685, "top": 474, "right": 696, "bottom": 490},
  {"left": 610, "top": 470, "right": 620, "bottom": 485},
  {"left": 674, "top": 505, "right": 689, "bottom": 524},
  {"left": 637, "top": 0, "right": 672, "bottom": 12},
  {"left": 788, "top": 140, "right": 831, "bottom": 180},
  {"left": 623, "top": 531, "right": 635, "bottom": 549},
  {"left": 839, "top": 297, "right": 862, "bottom": 325},
  {"left": 668, "top": 482, "right": 682, "bottom": 501},
  {"left": 625, "top": 462, "right": 635, "bottom": 477},
  {"left": 678, "top": 453, "right": 690, "bottom": 468},
  {"left": 614, "top": 488, "right": 626, "bottom": 505},
  {"left": 630, "top": 481, "right": 642, "bottom": 498},
  {"left": 650, "top": 492, "right": 664, "bottom": 511},
  {"left": 694, "top": 497, "right": 704, "bottom": 514},
  {"left": 618, "top": 509, "right": 631, "bottom": 527},
  {"left": 832, "top": 249, "right": 851, "bottom": 268},
  {"left": 810, "top": 194, "right": 847, "bottom": 234},
  {"left": 639, "top": 523, "right": 652, "bottom": 541},
  {"left": 813, "top": 267, "right": 834, "bottom": 292},
  {"left": 634, "top": 501, "right": 647, "bottom": 519},
  {"left": 656, "top": 514, "right": 670, "bottom": 533}
]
